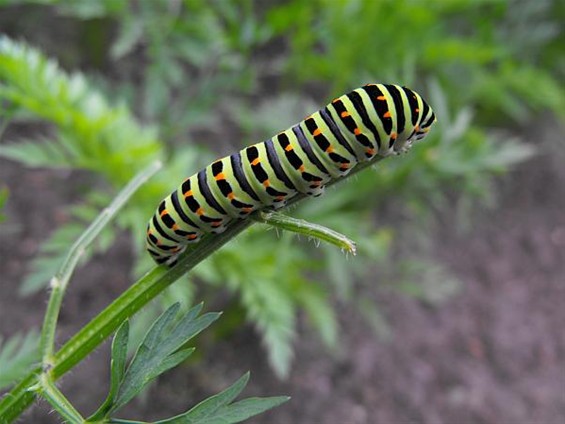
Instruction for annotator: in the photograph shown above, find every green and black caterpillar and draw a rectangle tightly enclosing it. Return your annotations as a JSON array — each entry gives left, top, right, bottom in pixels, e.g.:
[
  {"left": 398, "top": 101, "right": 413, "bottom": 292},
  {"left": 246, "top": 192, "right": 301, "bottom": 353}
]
[{"left": 147, "top": 83, "right": 436, "bottom": 266}]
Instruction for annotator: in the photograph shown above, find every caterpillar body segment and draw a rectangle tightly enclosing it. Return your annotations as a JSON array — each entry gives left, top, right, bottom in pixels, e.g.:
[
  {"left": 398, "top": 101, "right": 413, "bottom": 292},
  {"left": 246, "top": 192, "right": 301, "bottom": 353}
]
[{"left": 147, "top": 83, "right": 436, "bottom": 265}]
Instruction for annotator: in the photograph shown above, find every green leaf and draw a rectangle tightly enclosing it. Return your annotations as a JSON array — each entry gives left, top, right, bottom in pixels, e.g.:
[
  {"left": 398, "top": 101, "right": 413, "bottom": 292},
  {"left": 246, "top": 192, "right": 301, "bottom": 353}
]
[
  {"left": 295, "top": 283, "right": 338, "bottom": 349},
  {"left": 145, "top": 348, "right": 195, "bottom": 382},
  {"left": 156, "top": 372, "right": 289, "bottom": 424},
  {"left": 179, "top": 373, "right": 250, "bottom": 421},
  {"left": 0, "top": 185, "right": 8, "bottom": 223},
  {"left": 0, "top": 330, "right": 40, "bottom": 390},
  {"left": 20, "top": 220, "right": 117, "bottom": 295},
  {"left": 110, "top": 322, "right": 130, "bottom": 400},
  {"left": 0, "top": 35, "right": 162, "bottom": 183},
  {"left": 110, "top": 16, "right": 144, "bottom": 60},
  {"left": 88, "top": 321, "right": 130, "bottom": 421},
  {"left": 111, "top": 303, "right": 220, "bottom": 413},
  {"left": 0, "top": 138, "right": 74, "bottom": 168},
  {"left": 197, "top": 396, "right": 290, "bottom": 424},
  {"left": 240, "top": 276, "right": 295, "bottom": 379},
  {"left": 482, "top": 140, "right": 536, "bottom": 170}
]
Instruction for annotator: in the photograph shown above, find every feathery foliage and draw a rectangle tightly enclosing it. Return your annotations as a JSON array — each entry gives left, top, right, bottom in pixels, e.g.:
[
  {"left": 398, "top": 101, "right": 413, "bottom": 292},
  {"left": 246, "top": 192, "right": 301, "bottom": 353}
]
[{"left": 0, "top": 331, "right": 40, "bottom": 390}]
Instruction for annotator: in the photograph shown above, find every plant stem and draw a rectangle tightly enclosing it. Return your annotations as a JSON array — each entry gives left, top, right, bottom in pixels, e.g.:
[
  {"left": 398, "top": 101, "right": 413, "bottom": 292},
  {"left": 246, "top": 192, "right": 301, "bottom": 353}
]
[
  {"left": 40, "top": 160, "right": 162, "bottom": 364},
  {"left": 33, "top": 374, "right": 84, "bottom": 423},
  {"left": 253, "top": 210, "right": 357, "bottom": 254},
  {"left": 0, "top": 156, "right": 386, "bottom": 423},
  {"left": 31, "top": 161, "right": 162, "bottom": 422}
]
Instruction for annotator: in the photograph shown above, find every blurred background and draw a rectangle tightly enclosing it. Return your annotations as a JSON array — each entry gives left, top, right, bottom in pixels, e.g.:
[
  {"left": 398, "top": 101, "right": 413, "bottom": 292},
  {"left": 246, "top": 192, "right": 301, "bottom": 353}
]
[{"left": 0, "top": 0, "right": 563, "bottom": 423}]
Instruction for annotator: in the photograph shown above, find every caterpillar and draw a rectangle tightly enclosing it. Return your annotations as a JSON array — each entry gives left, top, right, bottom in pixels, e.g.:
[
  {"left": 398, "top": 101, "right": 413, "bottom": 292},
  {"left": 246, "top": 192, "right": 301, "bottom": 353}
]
[{"left": 147, "top": 83, "right": 436, "bottom": 266}]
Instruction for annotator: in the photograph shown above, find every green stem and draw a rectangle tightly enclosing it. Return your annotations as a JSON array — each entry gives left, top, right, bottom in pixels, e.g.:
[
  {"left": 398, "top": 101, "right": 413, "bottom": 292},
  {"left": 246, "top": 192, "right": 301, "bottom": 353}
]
[
  {"left": 0, "top": 156, "right": 386, "bottom": 423},
  {"left": 40, "top": 160, "right": 162, "bottom": 365},
  {"left": 253, "top": 211, "right": 357, "bottom": 254},
  {"left": 32, "top": 374, "right": 84, "bottom": 423}
]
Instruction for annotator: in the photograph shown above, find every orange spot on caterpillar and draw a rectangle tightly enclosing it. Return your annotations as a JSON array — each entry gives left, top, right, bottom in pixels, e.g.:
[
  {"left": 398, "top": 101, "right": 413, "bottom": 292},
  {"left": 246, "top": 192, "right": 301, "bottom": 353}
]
[
  {"left": 391, "top": 132, "right": 397, "bottom": 140},
  {"left": 383, "top": 111, "right": 391, "bottom": 119},
  {"left": 196, "top": 208, "right": 204, "bottom": 216},
  {"left": 251, "top": 158, "right": 260, "bottom": 166},
  {"left": 211, "top": 222, "right": 222, "bottom": 228},
  {"left": 313, "top": 128, "right": 322, "bottom": 137},
  {"left": 340, "top": 111, "right": 350, "bottom": 118},
  {"left": 215, "top": 172, "right": 225, "bottom": 181},
  {"left": 187, "top": 234, "right": 198, "bottom": 240},
  {"left": 377, "top": 95, "right": 386, "bottom": 101},
  {"left": 242, "top": 207, "right": 253, "bottom": 213},
  {"left": 414, "top": 125, "right": 420, "bottom": 132},
  {"left": 275, "top": 195, "right": 285, "bottom": 201},
  {"left": 227, "top": 192, "right": 235, "bottom": 200},
  {"left": 172, "top": 223, "right": 179, "bottom": 231},
  {"left": 354, "top": 128, "right": 362, "bottom": 136},
  {"left": 326, "top": 145, "right": 334, "bottom": 153},
  {"left": 285, "top": 144, "right": 293, "bottom": 152},
  {"left": 340, "top": 163, "right": 350, "bottom": 170},
  {"left": 160, "top": 209, "right": 169, "bottom": 217},
  {"left": 366, "top": 148, "right": 375, "bottom": 155},
  {"left": 184, "top": 190, "right": 193, "bottom": 198},
  {"left": 263, "top": 180, "right": 270, "bottom": 187},
  {"left": 299, "top": 165, "right": 305, "bottom": 172},
  {"left": 415, "top": 108, "right": 420, "bottom": 113}
]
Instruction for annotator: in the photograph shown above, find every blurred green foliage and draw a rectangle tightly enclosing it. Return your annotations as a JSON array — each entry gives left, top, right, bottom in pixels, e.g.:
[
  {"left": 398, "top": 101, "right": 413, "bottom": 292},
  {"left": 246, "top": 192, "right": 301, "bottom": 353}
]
[
  {"left": 0, "top": 331, "right": 40, "bottom": 390},
  {"left": 0, "top": 0, "right": 561, "bottom": 378},
  {"left": 268, "top": 0, "right": 565, "bottom": 121}
]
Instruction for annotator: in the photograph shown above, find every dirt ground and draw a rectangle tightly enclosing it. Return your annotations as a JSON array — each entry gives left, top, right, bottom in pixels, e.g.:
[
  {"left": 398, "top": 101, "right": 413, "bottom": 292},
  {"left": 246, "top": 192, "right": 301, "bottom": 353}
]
[{"left": 0, "top": 120, "right": 564, "bottom": 424}]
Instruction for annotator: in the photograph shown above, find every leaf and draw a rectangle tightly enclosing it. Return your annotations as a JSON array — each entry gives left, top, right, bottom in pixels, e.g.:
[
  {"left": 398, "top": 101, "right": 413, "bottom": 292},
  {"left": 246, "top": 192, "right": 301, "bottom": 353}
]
[
  {"left": 240, "top": 277, "right": 295, "bottom": 379},
  {"left": 0, "top": 35, "right": 162, "bottom": 181},
  {"left": 179, "top": 373, "right": 250, "bottom": 421},
  {"left": 0, "top": 330, "right": 40, "bottom": 390},
  {"left": 20, "top": 221, "right": 117, "bottom": 295},
  {"left": 156, "top": 372, "right": 289, "bottom": 424},
  {"left": 482, "top": 139, "right": 536, "bottom": 170},
  {"left": 195, "top": 396, "right": 290, "bottom": 424},
  {"left": 87, "top": 321, "right": 130, "bottom": 421},
  {"left": 111, "top": 303, "right": 220, "bottom": 413},
  {"left": 294, "top": 283, "right": 338, "bottom": 349},
  {"left": 111, "top": 16, "right": 144, "bottom": 60},
  {"left": 0, "top": 186, "right": 8, "bottom": 223},
  {"left": 0, "top": 138, "right": 74, "bottom": 168},
  {"left": 145, "top": 348, "right": 195, "bottom": 382}
]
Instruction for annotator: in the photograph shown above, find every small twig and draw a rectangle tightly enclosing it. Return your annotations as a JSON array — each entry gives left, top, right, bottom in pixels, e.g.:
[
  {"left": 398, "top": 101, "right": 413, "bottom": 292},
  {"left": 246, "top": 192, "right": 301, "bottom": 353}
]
[{"left": 252, "top": 210, "right": 357, "bottom": 255}]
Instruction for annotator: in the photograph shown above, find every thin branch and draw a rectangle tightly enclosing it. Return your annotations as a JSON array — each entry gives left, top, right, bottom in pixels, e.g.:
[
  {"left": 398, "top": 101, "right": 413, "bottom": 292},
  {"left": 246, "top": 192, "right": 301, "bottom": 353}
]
[
  {"left": 252, "top": 211, "right": 356, "bottom": 254},
  {"left": 40, "top": 160, "right": 163, "bottom": 365}
]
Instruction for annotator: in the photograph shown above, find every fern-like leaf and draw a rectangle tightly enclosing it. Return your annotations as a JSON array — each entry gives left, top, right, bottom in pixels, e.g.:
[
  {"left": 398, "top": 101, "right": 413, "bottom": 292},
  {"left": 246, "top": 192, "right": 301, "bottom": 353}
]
[{"left": 0, "top": 330, "right": 40, "bottom": 390}]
